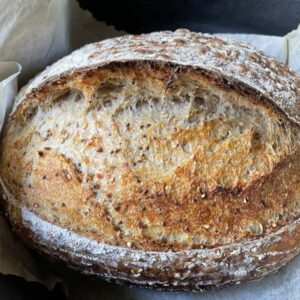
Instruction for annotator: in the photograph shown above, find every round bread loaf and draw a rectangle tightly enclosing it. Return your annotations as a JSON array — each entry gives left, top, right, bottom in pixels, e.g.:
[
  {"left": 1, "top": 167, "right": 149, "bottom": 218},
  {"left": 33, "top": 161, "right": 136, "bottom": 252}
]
[{"left": 1, "top": 29, "right": 300, "bottom": 291}]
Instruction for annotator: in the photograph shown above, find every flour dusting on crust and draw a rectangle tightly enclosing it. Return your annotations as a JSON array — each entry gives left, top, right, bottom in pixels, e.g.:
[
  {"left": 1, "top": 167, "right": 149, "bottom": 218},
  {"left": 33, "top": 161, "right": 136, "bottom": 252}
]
[
  {"left": 14, "top": 30, "right": 300, "bottom": 124},
  {"left": 19, "top": 205, "right": 300, "bottom": 290}
]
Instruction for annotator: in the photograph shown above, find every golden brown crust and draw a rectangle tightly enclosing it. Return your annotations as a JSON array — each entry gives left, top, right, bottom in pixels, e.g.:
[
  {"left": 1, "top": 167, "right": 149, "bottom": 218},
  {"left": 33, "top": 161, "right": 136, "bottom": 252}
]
[
  {"left": 1, "top": 31, "right": 300, "bottom": 290},
  {"left": 3, "top": 201, "right": 300, "bottom": 291},
  {"left": 1, "top": 63, "right": 299, "bottom": 250},
  {"left": 11, "top": 30, "right": 300, "bottom": 125}
]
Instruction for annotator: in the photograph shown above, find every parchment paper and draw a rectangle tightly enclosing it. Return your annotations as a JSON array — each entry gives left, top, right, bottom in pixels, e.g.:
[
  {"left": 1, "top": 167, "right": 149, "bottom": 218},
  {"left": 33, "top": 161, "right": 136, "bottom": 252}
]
[
  {"left": 0, "top": 1, "right": 300, "bottom": 298},
  {"left": 0, "top": 0, "right": 69, "bottom": 86}
]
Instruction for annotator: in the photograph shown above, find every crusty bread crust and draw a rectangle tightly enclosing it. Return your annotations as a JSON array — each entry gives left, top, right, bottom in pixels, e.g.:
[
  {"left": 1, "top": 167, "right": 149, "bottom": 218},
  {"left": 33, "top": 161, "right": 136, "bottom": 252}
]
[
  {"left": 11, "top": 29, "right": 300, "bottom": 125},
  {"left": 4, "top": 201, "right": 300, "bottom": 291},
  {"left": 1, "top": 30, "right": 300, "bottom": 290}
]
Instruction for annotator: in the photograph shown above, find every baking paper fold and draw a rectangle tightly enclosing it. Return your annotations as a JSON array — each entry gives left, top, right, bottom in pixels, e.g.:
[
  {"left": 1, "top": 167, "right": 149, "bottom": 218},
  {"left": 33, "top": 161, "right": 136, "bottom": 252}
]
[
  {"left": 0, "top": 62, "right": 21, "bottom": 132},
  {"left": 0, "top": 0, "right": 299, "bottom": 298},
  {"left": 0, "top": 61, "right": 61, "bottom": 290}
]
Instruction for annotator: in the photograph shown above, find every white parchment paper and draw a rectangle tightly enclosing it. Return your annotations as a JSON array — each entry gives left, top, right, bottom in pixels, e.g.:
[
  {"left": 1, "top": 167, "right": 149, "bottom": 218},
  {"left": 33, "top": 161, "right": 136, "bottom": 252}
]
[
  {"left": 0, "top": 0, "right": 69, "bottom": 86},
  {"left": 0, "top": 62, "right": 21, "bottom": 132},
  {"left": 0, "top": 0, "right": 299, "bottom": 298}
]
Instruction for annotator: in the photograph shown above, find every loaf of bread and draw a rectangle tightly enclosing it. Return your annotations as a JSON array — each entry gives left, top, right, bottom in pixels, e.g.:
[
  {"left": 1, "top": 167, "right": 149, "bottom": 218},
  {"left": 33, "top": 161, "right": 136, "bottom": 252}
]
[{"left": 1, "top": 29, "right": 300, "bottom": 291}]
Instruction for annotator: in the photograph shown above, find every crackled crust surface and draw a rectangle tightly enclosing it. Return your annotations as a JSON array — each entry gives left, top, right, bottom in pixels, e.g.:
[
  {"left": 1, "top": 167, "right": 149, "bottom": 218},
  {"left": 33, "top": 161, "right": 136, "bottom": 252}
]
[
  {"left": 1, "top": 30, "right": 300, "bottom": 289},
  {"left": 12, "top": 29, "right": 300, "bottom": 124},
  {"left": 2, "top": 62, "right": 300, "bottom": 251}
]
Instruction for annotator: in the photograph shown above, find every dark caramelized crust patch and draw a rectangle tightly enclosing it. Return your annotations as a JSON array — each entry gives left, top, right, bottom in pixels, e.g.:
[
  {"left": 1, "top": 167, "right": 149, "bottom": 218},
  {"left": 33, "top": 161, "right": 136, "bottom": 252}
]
[{"left": 1, "top": 64, "right": 299, "bottom": 251}]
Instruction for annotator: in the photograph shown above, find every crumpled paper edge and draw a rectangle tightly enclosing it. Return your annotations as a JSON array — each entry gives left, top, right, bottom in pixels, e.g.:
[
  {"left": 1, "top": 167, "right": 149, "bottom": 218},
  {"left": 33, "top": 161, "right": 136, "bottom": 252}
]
[
  {"left": 0, "top": 62, "right": 21, "bottom": 132},
  {"left": 0, "top": 212, "right": 62, "bottom": 289},
  {"left": 286, "top": 24, "right": 300, "bottom": 73},
  {"left": 0, "top": 61, "right": 62, "bottom": 289}
]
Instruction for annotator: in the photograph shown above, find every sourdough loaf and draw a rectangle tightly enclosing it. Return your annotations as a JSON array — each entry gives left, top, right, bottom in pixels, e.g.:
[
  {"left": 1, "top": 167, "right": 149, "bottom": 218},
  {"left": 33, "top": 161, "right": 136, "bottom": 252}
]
[{"left": 1, "top": 29, "right": 300, "bottom": 290}]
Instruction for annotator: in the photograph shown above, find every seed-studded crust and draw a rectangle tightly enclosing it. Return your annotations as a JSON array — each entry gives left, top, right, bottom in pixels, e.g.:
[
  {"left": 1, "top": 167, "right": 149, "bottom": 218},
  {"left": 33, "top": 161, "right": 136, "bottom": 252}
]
[
  {"left": 3, "top": 201, "right": 300, "bottom": 291},
  {"left": 12, "top": 29, "right": 300, "bottom": 124},
  {"left": 1, "top": 30, "right": 300, "bottom": 291}
]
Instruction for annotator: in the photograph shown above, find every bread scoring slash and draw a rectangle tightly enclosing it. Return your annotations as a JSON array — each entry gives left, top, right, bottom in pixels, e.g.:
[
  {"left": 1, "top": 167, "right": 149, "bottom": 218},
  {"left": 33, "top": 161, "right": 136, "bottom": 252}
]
[{"left": 1, "top": 29, "right": 300, "bottom": 291}]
